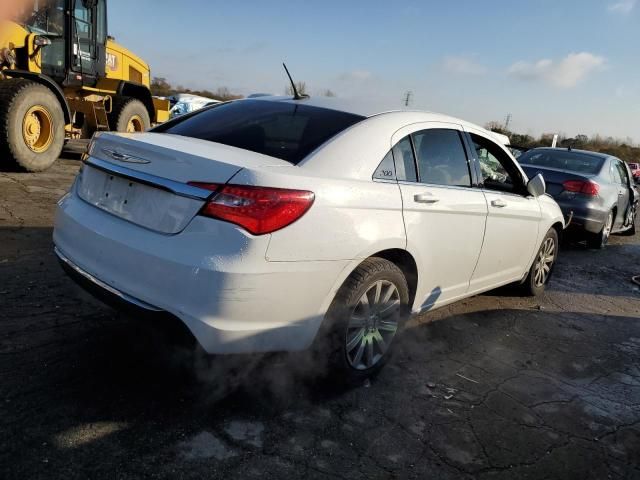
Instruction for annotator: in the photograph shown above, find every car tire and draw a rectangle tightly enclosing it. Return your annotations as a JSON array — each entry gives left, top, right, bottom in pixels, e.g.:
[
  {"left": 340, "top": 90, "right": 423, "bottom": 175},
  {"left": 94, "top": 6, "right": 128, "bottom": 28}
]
[
  {"left": 321, "top": 257, "right": 410, "bottom": 384},
  {"left": 521, "top": 228, "right": 558, "bottom": 296},
  {"left": 0, "top": 78, "right": 65, "bottom": 172},
  {"left": 586, "top": 210, "right": 614, "bottom": 249},
  {"left": 109, "top": 97, "right": 151, "bottom": 133}
]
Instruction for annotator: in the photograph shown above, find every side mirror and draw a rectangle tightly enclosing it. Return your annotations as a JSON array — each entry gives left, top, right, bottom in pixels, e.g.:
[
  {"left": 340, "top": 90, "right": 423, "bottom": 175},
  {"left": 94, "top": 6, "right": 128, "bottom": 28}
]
[{"left": 527, "top": 173, "right": 546, "bottom": 197}]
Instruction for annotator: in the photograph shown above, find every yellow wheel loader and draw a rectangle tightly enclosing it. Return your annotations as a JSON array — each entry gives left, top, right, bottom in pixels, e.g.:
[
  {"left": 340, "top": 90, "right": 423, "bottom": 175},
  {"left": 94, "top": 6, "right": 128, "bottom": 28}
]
[{"left": 0, "top": 0, "right": 170, "bottom": 171}]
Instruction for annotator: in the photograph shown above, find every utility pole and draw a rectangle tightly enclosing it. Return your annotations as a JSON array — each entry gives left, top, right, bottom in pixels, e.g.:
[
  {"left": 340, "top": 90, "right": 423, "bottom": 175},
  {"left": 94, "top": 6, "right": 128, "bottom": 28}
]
[
  {"left": 504, "top": 113, "right": 512, "bottom": 131},
  {"left": 403, "top": 91, "right": 413, "bottom": 107}
]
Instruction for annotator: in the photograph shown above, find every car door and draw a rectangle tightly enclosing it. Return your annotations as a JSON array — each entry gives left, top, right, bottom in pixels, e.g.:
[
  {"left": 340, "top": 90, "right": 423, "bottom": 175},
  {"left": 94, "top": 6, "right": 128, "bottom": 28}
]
[
  {"left": 72, "top": 0, "right": 99, "bottom": 82},
  {"left": 391, "top": 123, "right": 488, "bottom": 310},
  {"left": 464, "top": 128, "right": 541, "bottom": 291},
  {"left": 613, "top": 159, "right": 631, "bottom": 229}
]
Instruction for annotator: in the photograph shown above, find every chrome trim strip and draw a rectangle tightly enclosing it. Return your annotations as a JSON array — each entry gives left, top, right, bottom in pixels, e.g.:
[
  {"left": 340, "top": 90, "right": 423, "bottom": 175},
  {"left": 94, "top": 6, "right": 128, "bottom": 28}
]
[
  {"left": 54, "top": 246, "right": 163, "bottom": 312},
  {"left": 85, "top": 157, "right": 214, "bottom": 200}
]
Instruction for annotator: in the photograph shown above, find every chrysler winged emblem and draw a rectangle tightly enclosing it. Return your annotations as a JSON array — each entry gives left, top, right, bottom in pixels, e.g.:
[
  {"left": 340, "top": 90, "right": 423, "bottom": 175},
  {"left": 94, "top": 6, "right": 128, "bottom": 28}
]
[{"left": 102, "top": 148, "right": 151, "bottom": 164}]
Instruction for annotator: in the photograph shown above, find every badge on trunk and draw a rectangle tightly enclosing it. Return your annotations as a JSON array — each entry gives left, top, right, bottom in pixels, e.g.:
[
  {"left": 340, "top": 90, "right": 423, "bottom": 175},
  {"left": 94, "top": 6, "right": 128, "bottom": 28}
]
[{"left": 102, "top": 149, "right": 151, "bottom": 164}]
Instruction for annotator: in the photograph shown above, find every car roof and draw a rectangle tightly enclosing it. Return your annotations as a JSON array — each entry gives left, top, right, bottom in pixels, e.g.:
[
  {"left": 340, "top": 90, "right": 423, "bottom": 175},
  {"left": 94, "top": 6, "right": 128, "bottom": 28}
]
[
  {"left": 527, "top": 147, "right": 614, "bottom": 161},
  {"left": 248, "top": 95, "right": 505, "bottom": 143}
]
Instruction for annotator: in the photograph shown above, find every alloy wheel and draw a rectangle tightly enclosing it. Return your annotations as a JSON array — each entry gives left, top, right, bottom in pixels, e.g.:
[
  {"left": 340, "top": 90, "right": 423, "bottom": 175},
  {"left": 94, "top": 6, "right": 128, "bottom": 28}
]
[
  {"left": 602, "top": 212, "right": 613, "bottom": 245},
  {"left": 345, "top": 280, "right": 401, "bottom": 370},
  {"left": 533, "top": 237, "right": 556, "bottom": 287}
]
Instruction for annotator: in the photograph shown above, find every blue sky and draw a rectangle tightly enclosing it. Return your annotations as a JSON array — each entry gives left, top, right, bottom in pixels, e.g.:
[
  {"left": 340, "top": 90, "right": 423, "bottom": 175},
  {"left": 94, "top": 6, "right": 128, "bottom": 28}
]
[{"left": 109, "top": 0, "right": 640, "bottom": 142}]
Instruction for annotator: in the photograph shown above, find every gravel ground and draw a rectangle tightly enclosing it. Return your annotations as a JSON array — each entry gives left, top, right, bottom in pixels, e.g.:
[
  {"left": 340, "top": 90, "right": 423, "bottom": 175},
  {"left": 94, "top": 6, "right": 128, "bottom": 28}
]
[{"left": 1, "top": 159, "right": 639, "bottom": 479}]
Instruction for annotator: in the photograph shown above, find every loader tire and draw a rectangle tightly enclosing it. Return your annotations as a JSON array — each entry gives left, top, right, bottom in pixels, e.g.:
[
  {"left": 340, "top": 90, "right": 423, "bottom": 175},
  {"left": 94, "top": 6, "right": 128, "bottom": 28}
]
[
  {"left": 0, "top": 78, "right": 65, "bottom": 172},
  {"left": 109, "top": 97, "right": 150, "bottom": 133}
]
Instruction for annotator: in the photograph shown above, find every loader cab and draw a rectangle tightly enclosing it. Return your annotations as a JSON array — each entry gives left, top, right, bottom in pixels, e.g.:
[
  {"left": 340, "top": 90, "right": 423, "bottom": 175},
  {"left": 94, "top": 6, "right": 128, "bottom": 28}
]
[{"left": 24, "top": 0, "right": 107, "bottom": 87}]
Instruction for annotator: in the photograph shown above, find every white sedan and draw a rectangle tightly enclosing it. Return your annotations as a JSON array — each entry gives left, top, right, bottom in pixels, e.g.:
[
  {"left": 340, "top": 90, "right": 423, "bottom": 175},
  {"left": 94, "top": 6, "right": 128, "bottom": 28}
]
[{"left": 53, "top": 97, "right": 564, "bottom": 381}]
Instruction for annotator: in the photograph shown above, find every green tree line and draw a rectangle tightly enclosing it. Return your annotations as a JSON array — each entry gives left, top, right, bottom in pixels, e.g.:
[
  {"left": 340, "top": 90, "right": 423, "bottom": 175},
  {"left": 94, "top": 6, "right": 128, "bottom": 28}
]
[{"left": 487, "top": 121, "right": 640, "bottom": 163}]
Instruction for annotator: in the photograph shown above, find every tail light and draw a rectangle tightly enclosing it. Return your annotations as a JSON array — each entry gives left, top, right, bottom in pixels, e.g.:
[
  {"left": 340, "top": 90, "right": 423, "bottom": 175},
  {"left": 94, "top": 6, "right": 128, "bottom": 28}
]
[
  {"left": 562, "top": 180, "right": 600, "bottom": 196},
  {"left": 188, "top": 183, "right": 315, "bottom": 235}
]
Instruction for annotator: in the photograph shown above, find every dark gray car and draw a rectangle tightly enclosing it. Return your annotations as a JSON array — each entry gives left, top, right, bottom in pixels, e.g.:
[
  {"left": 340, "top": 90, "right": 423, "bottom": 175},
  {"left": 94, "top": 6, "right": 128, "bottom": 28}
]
[{"left": 518, "top": 148, "right": 638, "bottom": 248}]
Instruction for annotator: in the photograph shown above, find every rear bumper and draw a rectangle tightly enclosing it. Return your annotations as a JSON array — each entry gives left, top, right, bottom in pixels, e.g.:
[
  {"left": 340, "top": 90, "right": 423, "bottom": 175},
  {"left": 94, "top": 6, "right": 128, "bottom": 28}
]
[
  {"left": 53, "top": 190, "right": 349, "bottom": 354},
  {"left": 553, "top": 199, "right": 608, "bottom": 235}
]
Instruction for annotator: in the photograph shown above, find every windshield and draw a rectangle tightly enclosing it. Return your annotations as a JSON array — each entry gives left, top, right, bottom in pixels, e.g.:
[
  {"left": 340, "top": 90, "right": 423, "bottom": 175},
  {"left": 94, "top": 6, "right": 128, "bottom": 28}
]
[
  {"left": 518, "top": 150, "right": 605, "bottom": 175},
  {"left": 155, "top": 99, "right": 365, "bottom": 165},
  {"left": 24, "top": 0, "right": 65, "bottom": 35}
]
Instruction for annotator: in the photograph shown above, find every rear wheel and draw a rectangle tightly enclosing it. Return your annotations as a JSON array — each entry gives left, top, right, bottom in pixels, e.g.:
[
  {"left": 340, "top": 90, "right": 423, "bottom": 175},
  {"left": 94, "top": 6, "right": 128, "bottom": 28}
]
[
  {"left": 587, "top": 210, "right": 614, "bottom": 249},
  {"left": 0, "top": 79, "right": 65, "bottom": 172},
  {"left": 521, "top": 228, "right": 558, "bottom": 296},
  {"left": 321, "top": 258, "right": 410, "bottom": 383},
  {"left": 109, "top": 97, "right": 150, "bottom": 133}
]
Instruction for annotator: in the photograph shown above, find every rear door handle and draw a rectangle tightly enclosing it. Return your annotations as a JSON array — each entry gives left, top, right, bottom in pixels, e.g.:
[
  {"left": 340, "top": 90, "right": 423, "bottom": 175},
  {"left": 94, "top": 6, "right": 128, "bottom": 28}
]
[
  {"left": 491, "top": 199, "right": 507, "bottom": 208},
  {"left": 414, "top": 193, "right": 439, "bottom": 204}
]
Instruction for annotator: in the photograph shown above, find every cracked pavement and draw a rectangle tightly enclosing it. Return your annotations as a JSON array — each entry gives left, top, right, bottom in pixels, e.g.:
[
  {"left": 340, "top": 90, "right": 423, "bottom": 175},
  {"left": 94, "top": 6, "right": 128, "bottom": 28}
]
[{"left": 1, "top": 159, "right": 639, "bottom": 479}]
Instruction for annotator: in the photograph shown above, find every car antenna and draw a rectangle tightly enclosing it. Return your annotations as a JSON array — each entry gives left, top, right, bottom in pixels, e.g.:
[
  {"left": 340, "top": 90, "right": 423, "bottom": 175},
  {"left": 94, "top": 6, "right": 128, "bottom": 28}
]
[{"left": 283, "top": 63, "right": 309, "bottom": 100}]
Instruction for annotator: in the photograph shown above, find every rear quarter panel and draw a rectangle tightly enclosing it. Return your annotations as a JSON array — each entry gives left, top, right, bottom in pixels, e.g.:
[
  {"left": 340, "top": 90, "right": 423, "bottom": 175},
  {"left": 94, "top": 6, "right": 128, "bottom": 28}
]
[{"left": 229, "top": 167, "right": 407, "bottom": 262}]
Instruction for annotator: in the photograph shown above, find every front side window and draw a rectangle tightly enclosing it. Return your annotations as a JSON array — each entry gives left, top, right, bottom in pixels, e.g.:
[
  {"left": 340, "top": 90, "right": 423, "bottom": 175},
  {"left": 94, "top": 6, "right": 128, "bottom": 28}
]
[
  {"left": 412, "top": 129, "right": 471, "bottom": 187},
  {"left": 25, "top": 0, "right": 65, "bottom": 36},
  {"left": 471, "top": 133, "right": 524, "bottom": 194}
]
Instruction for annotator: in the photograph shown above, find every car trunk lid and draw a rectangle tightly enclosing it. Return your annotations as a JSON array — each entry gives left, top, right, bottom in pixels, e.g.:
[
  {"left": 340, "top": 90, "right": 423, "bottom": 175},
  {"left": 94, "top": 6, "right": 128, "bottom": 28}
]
[
  {"left": 521, "top": 165, "right": 596, "bottom": 197},
  {"left": 77, "top": 132, "right": 290, "bottom": 234}
]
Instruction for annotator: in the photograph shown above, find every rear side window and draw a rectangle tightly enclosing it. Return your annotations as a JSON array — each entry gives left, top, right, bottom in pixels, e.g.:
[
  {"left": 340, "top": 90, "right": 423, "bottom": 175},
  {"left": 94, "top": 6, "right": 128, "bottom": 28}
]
[
  {"left": 412, "top": 129, "right": 471, "bottom": 187},
  {"left": 373, "top": 151, "right": 396, "bottom": 180},
  {"left": 155, "top": 100, "right": 365, "bottom": 164},
  {"left": 391, "top": 136, "right": 418, "bottom": 182},
  {"left": 610, "top": 161, "right": 623, "bottom": 184},
  {"left": 615, "top": 160, "right": 629, "bottom": 185}
]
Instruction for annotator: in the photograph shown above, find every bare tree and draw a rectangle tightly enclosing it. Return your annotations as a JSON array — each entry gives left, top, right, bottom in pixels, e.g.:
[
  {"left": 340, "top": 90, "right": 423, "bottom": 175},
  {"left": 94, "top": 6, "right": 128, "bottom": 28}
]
[
  {"left": 322, "top": 89, "right": 336, "bottom": 97},
  {"left": 285, "top": 81, "right": 308, "bottom": 96}
]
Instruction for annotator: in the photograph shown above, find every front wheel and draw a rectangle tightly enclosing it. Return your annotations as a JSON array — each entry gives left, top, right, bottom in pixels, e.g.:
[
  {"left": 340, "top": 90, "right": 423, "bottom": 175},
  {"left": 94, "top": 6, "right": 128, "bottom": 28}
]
[
  {"left": 521, "top": 228, "right": 558, "bottom": 296},
  {"left": 321, "top": 258, "right": 410, "bottom": 383},
  {"left": 0, "top": 79, "right": 65, "bottom": 172}
]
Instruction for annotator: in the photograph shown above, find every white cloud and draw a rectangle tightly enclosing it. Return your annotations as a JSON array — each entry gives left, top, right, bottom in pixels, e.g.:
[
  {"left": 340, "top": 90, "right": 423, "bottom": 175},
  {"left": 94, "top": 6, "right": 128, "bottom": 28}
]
[
  {"left": 507, "top": 52, "right": 605, "bottom": 88},
  {"left": 608, "top": 0, "right": 636, "bottom": 14},
  {"left": 443, "top": 56, "right": 487, "bottom": 76}
]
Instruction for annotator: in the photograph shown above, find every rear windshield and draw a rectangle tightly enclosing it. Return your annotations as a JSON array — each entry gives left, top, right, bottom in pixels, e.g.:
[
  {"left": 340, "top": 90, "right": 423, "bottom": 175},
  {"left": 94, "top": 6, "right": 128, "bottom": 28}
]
[
  {"left": 154, "top": 99, "right": 365, "bottom": 164},
  {"left": 518, "top": 150, "right": 605, "bottom": 175}
]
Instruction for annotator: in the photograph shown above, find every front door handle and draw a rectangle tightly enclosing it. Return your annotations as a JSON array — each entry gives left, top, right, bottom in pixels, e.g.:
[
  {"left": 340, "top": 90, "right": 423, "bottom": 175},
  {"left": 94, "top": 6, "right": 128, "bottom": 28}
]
[
  {"left": 491, "top": 199, "right": 507, "bottom": 208},
  {"left": 414, "top": 193, "right": 440, "bottom": 204}
]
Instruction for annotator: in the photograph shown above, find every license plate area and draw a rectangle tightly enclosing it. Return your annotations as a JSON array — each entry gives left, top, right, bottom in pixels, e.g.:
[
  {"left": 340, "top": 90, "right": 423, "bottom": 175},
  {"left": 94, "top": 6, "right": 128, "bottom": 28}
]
[{"left": 77, "top": 164, "right": 204, "bottom": 234}]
